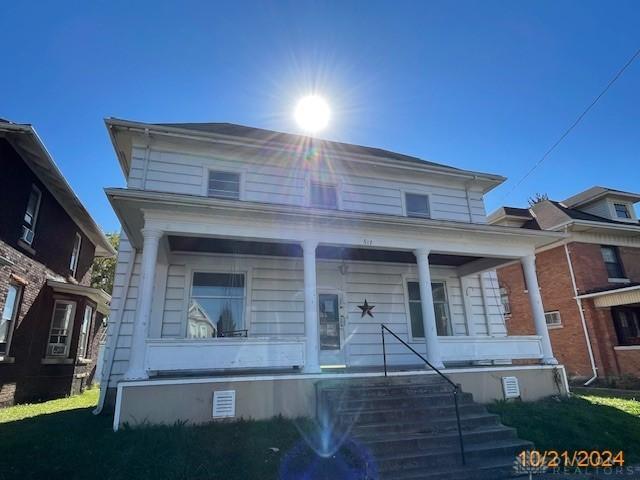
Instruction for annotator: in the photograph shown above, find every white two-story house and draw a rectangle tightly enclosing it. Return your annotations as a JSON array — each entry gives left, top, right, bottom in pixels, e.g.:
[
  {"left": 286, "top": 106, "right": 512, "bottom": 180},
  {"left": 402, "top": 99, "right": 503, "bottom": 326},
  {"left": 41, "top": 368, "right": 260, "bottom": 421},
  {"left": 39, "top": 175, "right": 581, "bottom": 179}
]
[{"left": 97, "top": 119, "right": 568, "bottom": 429}]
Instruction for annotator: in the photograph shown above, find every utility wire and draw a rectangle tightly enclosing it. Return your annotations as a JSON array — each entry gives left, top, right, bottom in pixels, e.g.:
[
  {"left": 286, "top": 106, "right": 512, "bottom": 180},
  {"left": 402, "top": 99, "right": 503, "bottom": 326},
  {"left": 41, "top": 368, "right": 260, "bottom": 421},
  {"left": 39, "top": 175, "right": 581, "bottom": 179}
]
[{"left": 502, "top": 46, "right": 640, "bottom": 200}]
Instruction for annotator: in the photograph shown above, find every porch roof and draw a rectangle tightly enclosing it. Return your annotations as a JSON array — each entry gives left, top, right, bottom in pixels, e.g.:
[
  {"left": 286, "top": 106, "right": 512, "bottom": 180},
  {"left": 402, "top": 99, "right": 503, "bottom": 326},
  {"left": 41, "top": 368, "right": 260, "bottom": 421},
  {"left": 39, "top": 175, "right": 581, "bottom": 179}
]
[{"left": 577, "top": 284, "right": 640, "bottom": 308}]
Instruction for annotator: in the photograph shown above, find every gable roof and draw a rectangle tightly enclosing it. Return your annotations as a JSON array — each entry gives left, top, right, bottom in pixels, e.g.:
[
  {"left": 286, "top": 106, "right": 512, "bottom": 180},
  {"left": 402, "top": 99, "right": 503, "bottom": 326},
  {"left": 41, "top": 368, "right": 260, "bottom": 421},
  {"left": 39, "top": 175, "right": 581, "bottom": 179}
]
[
  {"left": 106, "top": 118, "right": 506, "bottom": 192},
  {"left": 563, "top": 186, "right": 640, "bottom": 208},
  {"left": 0, "top": 120, "right": 115, "bottom": 256}
]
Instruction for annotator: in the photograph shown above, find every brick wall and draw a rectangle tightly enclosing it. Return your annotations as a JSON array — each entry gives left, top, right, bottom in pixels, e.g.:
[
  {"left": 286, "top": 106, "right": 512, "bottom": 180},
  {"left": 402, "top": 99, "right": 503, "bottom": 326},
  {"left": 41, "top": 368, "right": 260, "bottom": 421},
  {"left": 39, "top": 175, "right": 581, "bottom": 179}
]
[
  {"left": 614, "top": 348, "right": 640, "bottom": 376},
  {"left": 619, "top": 247, "right": 640, "bottom": 283},
  {"left": 497, "top": 244, "right": 594, "bottom": 379}
]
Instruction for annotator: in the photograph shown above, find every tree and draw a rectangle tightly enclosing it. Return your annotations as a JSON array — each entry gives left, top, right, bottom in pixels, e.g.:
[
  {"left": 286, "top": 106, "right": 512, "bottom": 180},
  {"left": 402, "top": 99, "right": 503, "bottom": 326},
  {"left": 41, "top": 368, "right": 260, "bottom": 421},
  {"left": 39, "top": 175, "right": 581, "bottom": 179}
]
[
  {"left": 91, "top": 232, "right": 120, "bottom": 294},
  {"left": 528, "top": 192, "right": 549, "bottom": 206}
]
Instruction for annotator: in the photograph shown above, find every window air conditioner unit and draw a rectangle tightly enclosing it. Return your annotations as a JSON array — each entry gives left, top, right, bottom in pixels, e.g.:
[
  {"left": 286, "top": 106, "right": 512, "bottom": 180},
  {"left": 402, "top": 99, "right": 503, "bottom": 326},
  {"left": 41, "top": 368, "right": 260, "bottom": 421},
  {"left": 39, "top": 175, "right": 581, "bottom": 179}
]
[{"left": 21, "top": 226, "right": 34, "bottom": 244}]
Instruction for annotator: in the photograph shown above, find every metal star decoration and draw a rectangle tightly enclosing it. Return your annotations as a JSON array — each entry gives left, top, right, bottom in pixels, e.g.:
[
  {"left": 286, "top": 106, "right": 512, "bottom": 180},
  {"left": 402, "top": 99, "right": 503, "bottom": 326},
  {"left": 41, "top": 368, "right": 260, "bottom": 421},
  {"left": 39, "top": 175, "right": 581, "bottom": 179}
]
[{"left": 358, "top": 299, "right": 375, "bottom": 318}]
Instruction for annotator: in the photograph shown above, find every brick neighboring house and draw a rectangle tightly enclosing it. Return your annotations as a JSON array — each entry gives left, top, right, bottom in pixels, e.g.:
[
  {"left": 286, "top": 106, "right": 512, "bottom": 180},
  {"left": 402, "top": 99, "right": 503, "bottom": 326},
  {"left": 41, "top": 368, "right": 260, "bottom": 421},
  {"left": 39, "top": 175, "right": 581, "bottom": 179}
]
[
  {"left": 489, "top": 186, "right": 640, "bottom": 383},
  {"left": 0, "top": 120, "right": 115, "bottom": 406}
]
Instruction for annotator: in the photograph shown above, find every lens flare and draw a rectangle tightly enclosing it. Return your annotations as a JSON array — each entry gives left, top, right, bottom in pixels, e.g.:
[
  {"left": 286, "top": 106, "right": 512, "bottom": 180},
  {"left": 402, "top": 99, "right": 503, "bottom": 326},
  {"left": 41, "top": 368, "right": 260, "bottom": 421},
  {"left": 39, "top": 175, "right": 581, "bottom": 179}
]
[{"left": 295, "top": 95, "right": 330, "bottom": 133}]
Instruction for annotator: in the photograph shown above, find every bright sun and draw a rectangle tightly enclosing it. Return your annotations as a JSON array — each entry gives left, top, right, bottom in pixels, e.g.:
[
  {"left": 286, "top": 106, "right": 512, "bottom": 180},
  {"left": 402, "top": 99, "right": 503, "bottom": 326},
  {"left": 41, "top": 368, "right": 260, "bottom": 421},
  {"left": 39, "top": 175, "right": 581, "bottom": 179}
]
[{"left": 294, "top": 95, "right": 330, "bottom": 133}]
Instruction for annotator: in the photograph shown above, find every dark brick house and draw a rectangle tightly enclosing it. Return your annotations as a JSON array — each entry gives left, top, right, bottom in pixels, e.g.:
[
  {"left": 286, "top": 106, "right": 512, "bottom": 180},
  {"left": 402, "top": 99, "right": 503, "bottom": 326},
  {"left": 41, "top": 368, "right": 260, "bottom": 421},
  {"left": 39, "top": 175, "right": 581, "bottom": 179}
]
[
  {"left": 0, "top": 120, "right": 115, "bottom": 406},
  {"left": 489, "top": 187, "right": 640, "bottom": 383}
]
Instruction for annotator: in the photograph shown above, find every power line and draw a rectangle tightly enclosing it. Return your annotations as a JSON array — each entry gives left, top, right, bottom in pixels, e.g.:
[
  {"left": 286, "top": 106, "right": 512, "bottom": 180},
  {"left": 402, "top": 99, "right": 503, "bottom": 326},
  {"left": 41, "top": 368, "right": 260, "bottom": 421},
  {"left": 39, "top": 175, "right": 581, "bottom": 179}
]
[{"left": 502, "top": 46, "right": 640, "bottom": 201}]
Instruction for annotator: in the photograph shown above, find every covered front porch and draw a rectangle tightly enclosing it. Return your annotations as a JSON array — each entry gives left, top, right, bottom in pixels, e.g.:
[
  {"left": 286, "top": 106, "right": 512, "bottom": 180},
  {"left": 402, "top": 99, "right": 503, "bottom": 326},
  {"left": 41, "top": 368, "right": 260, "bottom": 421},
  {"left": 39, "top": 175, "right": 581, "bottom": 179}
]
[{"left": 107, "top": 189, "right": 563, "bottom": 380}]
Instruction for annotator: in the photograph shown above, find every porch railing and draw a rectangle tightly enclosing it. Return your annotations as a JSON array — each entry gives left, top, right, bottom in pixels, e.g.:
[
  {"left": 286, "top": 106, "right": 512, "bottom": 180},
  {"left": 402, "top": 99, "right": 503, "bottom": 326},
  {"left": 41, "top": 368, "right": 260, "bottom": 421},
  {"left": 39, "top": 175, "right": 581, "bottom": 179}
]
[{"left": 380, "top": 324, "right": 466, "bottom": 465}]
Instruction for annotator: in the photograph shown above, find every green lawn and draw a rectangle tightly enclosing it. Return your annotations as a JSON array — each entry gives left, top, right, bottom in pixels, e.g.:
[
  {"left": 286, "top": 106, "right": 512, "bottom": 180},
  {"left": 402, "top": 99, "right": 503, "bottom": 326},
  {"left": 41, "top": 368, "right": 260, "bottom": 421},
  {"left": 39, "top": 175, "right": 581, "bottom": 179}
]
[
  {"left": 2, "top": 391, "right": 639, "bottom": 479},
  {"left": 488, "top": 394, "right": 640, "bottom": 463}
]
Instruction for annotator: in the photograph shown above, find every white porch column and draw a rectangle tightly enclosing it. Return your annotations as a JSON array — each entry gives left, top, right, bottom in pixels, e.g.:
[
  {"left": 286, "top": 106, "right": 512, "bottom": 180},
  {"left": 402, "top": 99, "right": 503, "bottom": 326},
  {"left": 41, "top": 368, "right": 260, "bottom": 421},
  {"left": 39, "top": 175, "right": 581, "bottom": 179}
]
[
  {"left": 521, "top": 254, "right": 558, "bottom": 365},
  {"left": 303, "top": 239, "right": 321, "bottom": 373},
  {"left": 124, "top": 228, "right": 163, "bottom": 380},
  {"left": 415, "top": 248, "right": 444, "bottom": 369}
]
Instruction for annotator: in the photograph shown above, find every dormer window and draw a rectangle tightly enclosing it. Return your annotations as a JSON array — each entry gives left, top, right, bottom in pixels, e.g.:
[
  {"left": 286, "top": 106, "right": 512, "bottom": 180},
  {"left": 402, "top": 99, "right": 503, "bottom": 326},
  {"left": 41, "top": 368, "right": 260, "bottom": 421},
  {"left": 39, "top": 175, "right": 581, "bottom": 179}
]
[
  {"left": 614, "top": 203, "right": 632, "bottom": 219},
  {"left": 310, "top": 182, "right": 338, "bottom": 209},
  {"left": 208, "top": 171, "right": 240, "bottom": 200}
]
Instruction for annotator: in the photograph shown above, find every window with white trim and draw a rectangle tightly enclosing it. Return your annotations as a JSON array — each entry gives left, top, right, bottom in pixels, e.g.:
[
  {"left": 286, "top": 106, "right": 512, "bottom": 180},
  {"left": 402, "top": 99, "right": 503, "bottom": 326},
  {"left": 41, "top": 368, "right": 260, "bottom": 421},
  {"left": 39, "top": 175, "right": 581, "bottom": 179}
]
[
  {"left": 499, "top": 287, "right": 511, "bottom": 315},
  {"left": 207, "top": 171, "right": 240, "bottom": 200},
  {"left": 614, "top": 203, "right": 632, "bottom": 219},
  {"left": 310, "top": 182, "right": 338, "bottom": 209},
  {"left": 21, "top": 185, "right": 41, "bottom": 245},
  {"left": 46, "top": 300, "right": 76, "bottom": 357},
  {"left": 70, "top": 233, "right": 82, "bottom": 276},
  {"left": 0, "top": 283, "right": 22, "bottom": 356},
  {"left": 405, "top": 193, "right": 430, "bottom": 218},
  {"left": 77, "top": 305, "right": 93, "bottom": 359},
  {"left": 544, "top": 311, "right": 562, "bottom": 327},
  {"left": 407, "top": 281, "right": 451, "bottom": 338},
  {"left": 188, "top": 272, "right": 246, "bottom": 338}
]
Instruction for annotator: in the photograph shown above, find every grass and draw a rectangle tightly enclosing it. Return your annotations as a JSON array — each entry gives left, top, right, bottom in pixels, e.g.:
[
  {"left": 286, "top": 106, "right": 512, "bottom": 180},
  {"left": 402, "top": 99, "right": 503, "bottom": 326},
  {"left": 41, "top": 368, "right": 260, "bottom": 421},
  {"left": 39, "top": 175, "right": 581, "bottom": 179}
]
[
  {"left": 0, "top": 389, "right": 371, "bottom": 480},
  {"left": 488, "top": 394, "right": 640, "bottom": 464}
]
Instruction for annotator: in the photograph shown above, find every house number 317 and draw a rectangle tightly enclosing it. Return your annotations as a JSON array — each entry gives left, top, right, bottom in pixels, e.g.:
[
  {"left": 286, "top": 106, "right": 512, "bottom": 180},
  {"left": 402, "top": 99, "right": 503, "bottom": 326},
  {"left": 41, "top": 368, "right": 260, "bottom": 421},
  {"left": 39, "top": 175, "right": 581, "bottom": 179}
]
[{"left": 363, "top": 239, "right": 373, "bottom": 246}]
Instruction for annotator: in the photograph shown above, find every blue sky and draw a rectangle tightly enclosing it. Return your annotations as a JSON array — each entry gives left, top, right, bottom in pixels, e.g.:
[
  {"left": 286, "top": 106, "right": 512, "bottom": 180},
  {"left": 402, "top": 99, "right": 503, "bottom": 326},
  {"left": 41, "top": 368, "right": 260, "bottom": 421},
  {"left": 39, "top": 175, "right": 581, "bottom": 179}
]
[{"left": 2, "top": 1, "right": 639, "bottom": 232}]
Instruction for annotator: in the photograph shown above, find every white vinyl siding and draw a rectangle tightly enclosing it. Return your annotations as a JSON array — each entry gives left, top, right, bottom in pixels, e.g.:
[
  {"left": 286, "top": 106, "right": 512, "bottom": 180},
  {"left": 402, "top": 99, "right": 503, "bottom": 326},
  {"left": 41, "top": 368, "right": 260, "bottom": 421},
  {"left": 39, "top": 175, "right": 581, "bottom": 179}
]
[{"left": 127, "top": 145, "right": 487, "bottom": 223}]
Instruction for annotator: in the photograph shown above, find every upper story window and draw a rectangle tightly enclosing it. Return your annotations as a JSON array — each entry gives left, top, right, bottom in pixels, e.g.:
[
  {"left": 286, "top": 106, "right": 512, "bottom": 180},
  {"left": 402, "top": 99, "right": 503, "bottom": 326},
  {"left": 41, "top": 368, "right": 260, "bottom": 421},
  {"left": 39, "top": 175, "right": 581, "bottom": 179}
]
[
  {"left": 405, "top": 193, "right": 430, "bottom": 218},
  {"left": 614, "top": 203, "right": 632, "bottom": 219},
  {"left": 208, "top": 171, "right": 240, "bottom": 200},
  {"left": 310, "top": 182, "right": 338, "bottom": 209},
  {"left": 46, "top": 300, "right": 76, "bottom": 357},
  {"left": 544, "top": 311, "right": 562, "bottom": 328},
  {"left": 21, "top": 185, "right": 42, "bottom": 245},
  {"left": 601, "top": 245, "right": 625, "bottom": 280},
  {"left": 70, "top": 233, "right": 82, "bottom": 276},
  {"left": 0, "top": 283, "right": 23, "bottom": 357},
  {"left": 188, "top": 272, "right": 246, "bottom": 338}
]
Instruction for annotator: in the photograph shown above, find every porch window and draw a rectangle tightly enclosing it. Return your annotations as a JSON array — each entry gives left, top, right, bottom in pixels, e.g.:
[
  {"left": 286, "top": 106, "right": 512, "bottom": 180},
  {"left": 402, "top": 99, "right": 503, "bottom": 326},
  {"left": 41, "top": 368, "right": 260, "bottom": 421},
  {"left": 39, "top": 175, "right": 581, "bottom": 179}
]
[
  {"left": 77, "top": 305, "right": 93, "bottom": 359},
  {"left": 310, "top": 182, "right": 338, "bottom": 209},
  {"left": 407, "top": 281, "right": 451, "bottom": 338},
  {"left": 405, "top": 193, "right": 430, "bottom": 218},
  {"left": 46, "top": 300, "right": 76, "bottom": 357},
  {"left": 188, "top": 272, "right": 246, "bottom": 338},
  {"left": 0, "top": 283, "right": 22, "bottom": 356},
  {"left": 601, "top": 245, "right": 625, "bottom": 279},
  {"left": 208, "top": 171, "right": 240, "bottom": 200},
  {"left": 613, "top": 308, "right": 640, "bottom": 346},
  {"left": 614, "top": 203, "right": 631, "bottom": 219},
  {"left": 544, "top": 311, "right": 562, "bottom": 328}
]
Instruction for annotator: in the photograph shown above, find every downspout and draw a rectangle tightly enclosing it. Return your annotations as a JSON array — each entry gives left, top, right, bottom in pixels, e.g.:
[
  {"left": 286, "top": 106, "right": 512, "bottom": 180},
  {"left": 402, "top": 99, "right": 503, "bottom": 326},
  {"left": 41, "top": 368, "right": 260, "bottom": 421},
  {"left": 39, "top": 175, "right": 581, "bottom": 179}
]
[
  {"left": 563, "top": 232, "right": 598, "bottom": 386},
  {"left": 93, "top": 247, "right": 138, "bottom": 415}
]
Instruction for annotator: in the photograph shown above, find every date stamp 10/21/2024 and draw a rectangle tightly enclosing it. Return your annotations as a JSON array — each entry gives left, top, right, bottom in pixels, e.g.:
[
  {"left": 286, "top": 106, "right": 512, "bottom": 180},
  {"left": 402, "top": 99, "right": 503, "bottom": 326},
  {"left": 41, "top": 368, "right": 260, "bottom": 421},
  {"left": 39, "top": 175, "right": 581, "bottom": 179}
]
[{"left": 514, "top": 450, "right": 630, "bottom": 475}]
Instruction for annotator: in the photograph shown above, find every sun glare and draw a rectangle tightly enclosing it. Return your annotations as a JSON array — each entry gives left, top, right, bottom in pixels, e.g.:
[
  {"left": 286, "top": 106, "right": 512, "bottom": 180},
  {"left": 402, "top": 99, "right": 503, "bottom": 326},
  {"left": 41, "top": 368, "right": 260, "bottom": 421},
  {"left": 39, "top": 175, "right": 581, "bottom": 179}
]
[{"left": 294, "top": 95, "right": 330, "bottom": 134}]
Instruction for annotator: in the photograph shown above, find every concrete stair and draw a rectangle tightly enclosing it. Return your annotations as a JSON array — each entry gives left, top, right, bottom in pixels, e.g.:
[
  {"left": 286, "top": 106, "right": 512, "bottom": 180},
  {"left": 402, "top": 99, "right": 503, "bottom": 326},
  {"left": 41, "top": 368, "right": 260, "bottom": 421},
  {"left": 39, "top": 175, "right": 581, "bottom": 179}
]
[{"left": 318, "top": 376, "right": 532, "bottom": 479}]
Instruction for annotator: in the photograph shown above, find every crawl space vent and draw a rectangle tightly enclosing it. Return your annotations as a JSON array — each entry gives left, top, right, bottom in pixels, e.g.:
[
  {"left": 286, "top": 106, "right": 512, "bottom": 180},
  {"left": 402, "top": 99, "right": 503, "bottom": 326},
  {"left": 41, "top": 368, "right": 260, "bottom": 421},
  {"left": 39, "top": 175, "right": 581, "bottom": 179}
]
[
  {"left": 212, "top": 390, "right": 236, "bottom": 418},
  {"left": 502, "top": 376, "right": 521, "bottom": 399}
]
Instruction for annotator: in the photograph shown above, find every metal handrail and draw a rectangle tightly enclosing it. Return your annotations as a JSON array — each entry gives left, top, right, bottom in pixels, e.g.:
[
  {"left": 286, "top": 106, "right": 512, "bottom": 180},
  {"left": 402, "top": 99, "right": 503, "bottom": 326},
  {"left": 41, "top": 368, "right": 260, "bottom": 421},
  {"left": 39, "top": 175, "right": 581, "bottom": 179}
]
[{"left": 381, "top": 323, "right": 466, "bottom": 465}]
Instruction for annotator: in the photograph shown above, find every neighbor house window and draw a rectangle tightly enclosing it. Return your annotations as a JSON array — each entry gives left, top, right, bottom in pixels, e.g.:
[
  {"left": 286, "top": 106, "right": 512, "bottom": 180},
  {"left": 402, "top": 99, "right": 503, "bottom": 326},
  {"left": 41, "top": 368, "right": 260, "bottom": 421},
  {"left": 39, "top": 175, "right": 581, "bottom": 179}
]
[
  {"left": 612, "top": 308, "right": 640, "bottom": 346},
  {"left": 188, "top": 272, "right": 246, "bottom": 338},
  {"left": 601, "top": 245, "right": 625, "bottom": 279},
  {"left": 207, "top": 171, "right": 240, "bottom": 199},
  {"left": 21, "top": 185, "right": 42, "bottom": 245},
  {"left": 310, "top": 182, "right": 338, "bottom": 209},
  {"left": 500, "top": 287, "right": 511, "bottom": 316},
  {"left": 47, "top": 300, "right": 76, "bottom": 357},
  {"left": 0, "top": 283, "right": 23, "bottom": 356},
  {"left": 405, "top": 193, "right": 430, "bottom": 218},
  {"left": 407, "top": 281, "right": 451, "bottom": 338},
  {"left": 70, "top": 233, "right": 82, "bottom": 276},
  {"left": 614, "top": 203, "right": 632, "bottom": 219},
  {"left": 544, "top": 311, "right": 562, "bottom": 327},
  {"left": 77, "top": 305, "right": 93, "bottom": 359}
]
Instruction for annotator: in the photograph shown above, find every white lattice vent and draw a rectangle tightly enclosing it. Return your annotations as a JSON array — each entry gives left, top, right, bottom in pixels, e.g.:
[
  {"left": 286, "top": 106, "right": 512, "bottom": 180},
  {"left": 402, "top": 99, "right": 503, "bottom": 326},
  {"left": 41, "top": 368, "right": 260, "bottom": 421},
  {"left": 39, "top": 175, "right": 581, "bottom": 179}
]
[
  {"left": 502, "top": 376, "right": 521, "bottom": 399},
  {"left": 212, "top": 390, "right": 236, "bottom": 418}
]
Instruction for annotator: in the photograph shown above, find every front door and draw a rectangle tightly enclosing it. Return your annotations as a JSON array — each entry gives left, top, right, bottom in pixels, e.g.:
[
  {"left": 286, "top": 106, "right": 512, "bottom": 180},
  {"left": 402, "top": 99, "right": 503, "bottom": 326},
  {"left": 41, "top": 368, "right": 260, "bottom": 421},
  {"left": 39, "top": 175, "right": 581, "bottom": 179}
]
[{"left": 318, "top": 293, "right": 346, "bottom": 366}]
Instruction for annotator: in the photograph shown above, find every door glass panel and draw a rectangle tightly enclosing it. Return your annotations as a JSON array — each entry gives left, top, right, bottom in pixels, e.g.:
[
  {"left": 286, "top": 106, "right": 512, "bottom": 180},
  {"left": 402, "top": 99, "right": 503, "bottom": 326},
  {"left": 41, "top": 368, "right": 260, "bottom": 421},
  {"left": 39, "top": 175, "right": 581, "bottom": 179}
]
[{"left": 319, "top": 294, "right": 340, "bottom": 350}]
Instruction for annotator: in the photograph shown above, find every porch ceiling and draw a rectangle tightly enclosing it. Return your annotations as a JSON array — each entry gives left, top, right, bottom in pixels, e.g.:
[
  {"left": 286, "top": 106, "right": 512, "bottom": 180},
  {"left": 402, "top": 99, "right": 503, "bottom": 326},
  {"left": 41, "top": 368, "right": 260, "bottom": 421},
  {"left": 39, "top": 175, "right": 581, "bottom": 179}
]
[{"left": 168, "top": 235, "right": 482, "bottom": 266}]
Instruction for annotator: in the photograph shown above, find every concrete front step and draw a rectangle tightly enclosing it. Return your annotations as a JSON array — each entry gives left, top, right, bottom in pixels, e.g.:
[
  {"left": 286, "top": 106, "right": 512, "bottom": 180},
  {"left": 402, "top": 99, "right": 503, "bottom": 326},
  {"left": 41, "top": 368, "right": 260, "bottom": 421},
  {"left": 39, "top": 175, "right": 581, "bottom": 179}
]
[
  {"left": 361, "top": 425, "right": 518, "bottom": 455},
  {"left": 380, "top": 456, "right": 519, "bottom": 480},
  {"left": 376, "top": 439, "right": 533, "bottom": 473},
  {"left": 320, "top": 382, "right": 455, "bottom": 399},
  {"left": 336, "top": 402, "right": 487, "bottom": 424},
  {"left": 350, "top": 412, "right": 501, "bottom": 436},
  {"left": 327, "top": 391, "right": 473, "bottom": 411}
]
